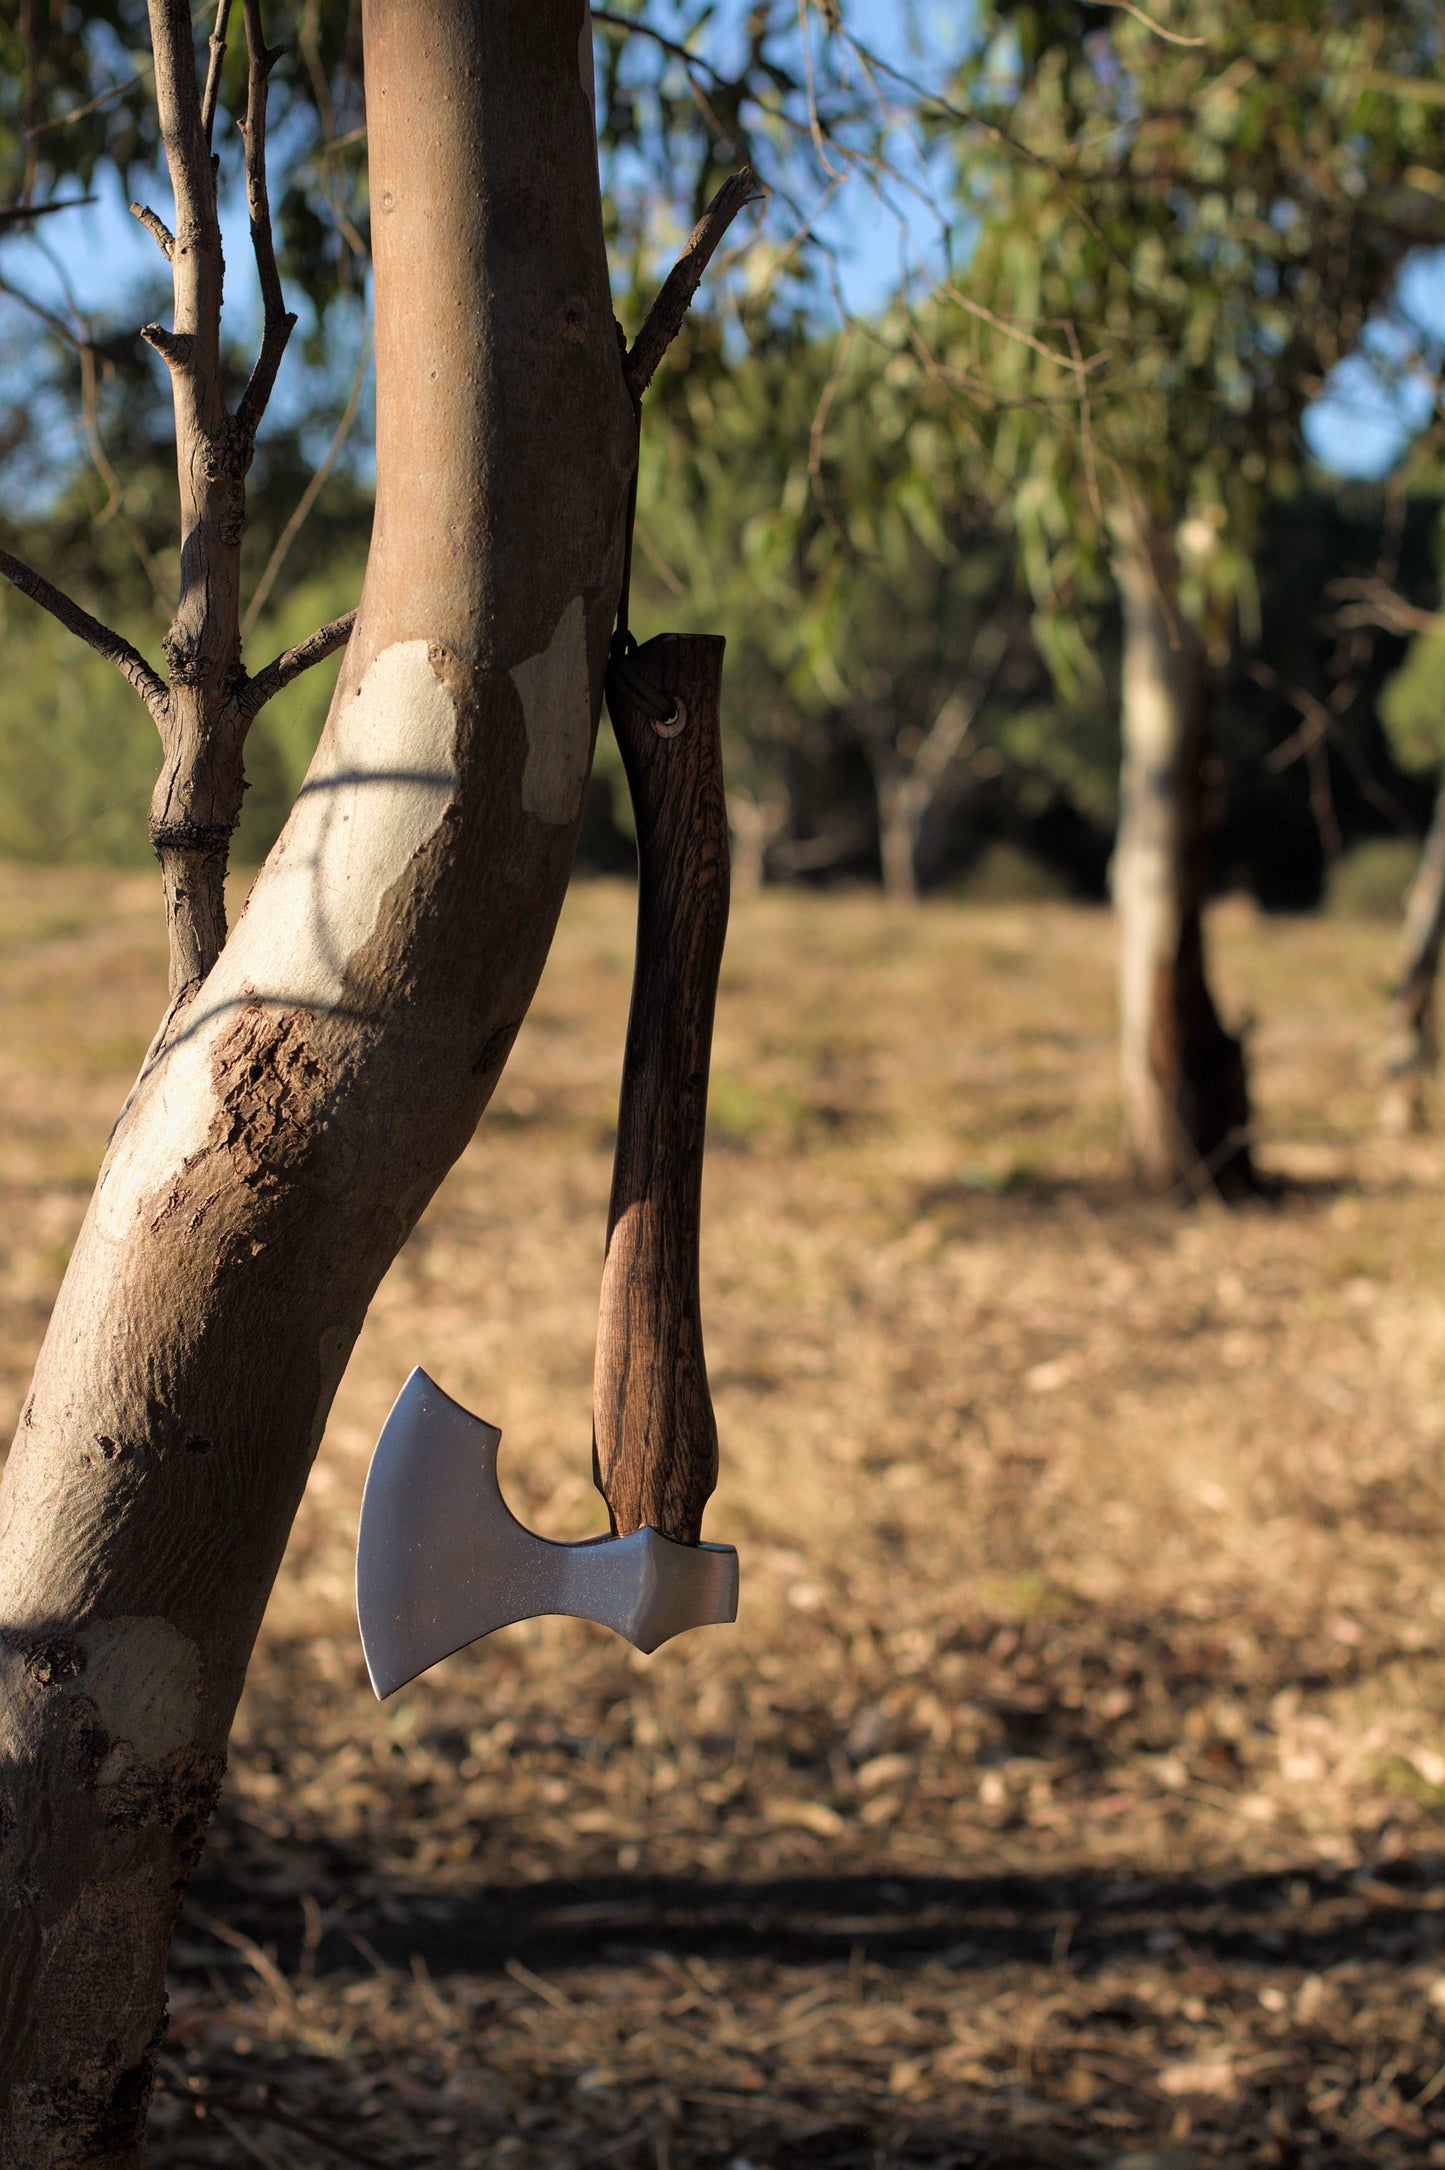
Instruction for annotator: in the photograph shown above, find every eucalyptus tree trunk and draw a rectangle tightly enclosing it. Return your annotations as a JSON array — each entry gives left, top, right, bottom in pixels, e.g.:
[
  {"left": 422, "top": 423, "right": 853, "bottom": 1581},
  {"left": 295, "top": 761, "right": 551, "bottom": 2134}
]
[
  {"left": 872, "top": 616, "right": 1013, "bottom": 905},
  {"left": 877, "top": 760, "right": 925, "bottom": 902},
  {"left": 1382, "top": 778, "right": 1445, "bottom": 1135},
  {"left": 1109, "top": 500, "right": 1253, "bottom": 1197},
  {"left": 728, "top": 788, "right": 787, "bottom": 895},
  {"left": 0, "top": 3, "right": 632, "bottom": 2158}
]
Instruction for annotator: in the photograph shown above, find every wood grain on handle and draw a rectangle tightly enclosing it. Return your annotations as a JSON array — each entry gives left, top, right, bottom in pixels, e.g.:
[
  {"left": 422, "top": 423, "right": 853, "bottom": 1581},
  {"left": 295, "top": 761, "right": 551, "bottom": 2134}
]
[{"left": 593, "top": 633, "right": 729, "bottom": 1543}]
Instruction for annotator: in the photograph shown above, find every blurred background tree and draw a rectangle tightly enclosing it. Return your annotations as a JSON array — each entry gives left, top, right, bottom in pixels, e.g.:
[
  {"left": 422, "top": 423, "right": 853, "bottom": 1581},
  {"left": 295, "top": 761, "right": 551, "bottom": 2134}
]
[{"left": 918, "top": 0, "right": 1445, "bottom": 1191}]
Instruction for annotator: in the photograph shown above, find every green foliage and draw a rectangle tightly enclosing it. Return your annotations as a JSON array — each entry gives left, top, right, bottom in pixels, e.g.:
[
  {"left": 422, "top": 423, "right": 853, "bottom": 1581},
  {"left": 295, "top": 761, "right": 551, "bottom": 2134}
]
[
  {"left": 0, "top": 4, "right": 158, "bottom": 208},
  {"left": 940, "top": 0, "right": 1445, "bottom": 651},
  {"left": 634, "top": 315, "right": 1111, "bottom": 863},
  {"left": 0, "top": 587, "right": 156, "bottom": 864},
  {"left": 1380, "top": 624, "right": 1445, "bottom": 775},
  {"left": 233, "top": 564, "right": 366, "bottom": 867}
]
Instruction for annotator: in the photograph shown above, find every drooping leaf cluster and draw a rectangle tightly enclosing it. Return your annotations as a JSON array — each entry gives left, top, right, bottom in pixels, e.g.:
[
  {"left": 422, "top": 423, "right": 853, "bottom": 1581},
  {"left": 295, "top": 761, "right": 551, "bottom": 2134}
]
[
  {"left": 623, "top": 310, "right": 1113, "bottom": 881},
  {"left": 932, "top": 0, "right": 1445, "bottom": 670}
]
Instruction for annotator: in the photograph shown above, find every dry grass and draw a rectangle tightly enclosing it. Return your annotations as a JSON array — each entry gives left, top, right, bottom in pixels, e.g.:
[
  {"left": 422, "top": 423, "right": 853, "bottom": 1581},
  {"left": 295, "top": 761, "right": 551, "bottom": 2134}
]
[{"left": 4, "top": 866, "right": 1445, "bottom": 2166}]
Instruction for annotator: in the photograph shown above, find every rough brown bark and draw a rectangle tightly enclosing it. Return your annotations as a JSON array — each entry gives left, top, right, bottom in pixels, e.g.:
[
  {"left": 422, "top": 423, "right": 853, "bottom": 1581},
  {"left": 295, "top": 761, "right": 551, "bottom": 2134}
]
[
  {"left": 1382, "top": 777, "right": 1445, "bottom": 1136},
  {"left": 0, "top": 3, "right": 633, "bottom": 2158},
  {"left": 1110, "top": 500, "right": 1253, "bottom": 1198},
  {"left": 142, "top": 0, "right": 280, "bottom": 1004}
]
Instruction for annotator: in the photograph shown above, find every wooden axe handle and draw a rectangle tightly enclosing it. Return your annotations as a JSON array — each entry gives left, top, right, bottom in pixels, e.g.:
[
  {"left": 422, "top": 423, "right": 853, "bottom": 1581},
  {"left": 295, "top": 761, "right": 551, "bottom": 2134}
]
[{"left": 593, "top": 632, "right": 729, "bottom": 1543}]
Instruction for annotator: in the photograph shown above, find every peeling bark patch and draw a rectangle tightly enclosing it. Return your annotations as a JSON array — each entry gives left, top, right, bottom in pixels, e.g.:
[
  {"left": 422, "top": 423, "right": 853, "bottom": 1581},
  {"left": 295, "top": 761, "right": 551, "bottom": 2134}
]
[
  {"left": 210, "top": 1003, "right": 328, "bottom": 1192},
  {"left": 94, "top": 1741, "right": 222, "bottom": 1846},
  {"left": 512, "top": 596, "right": 593, "bottom": 824},
  {"left": 198, "top": 637, "right": 460, "bottom": 1015},
  {"left": 73, "top": 1618, "right": 200, "bottom": 1767}
]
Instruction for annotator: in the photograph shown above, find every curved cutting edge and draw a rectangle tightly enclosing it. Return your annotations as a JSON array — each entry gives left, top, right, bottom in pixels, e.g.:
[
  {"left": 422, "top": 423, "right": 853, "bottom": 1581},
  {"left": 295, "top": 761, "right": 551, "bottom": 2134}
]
[{"left": 356, "top": 1369, "right": 739, "bottom": 1697}]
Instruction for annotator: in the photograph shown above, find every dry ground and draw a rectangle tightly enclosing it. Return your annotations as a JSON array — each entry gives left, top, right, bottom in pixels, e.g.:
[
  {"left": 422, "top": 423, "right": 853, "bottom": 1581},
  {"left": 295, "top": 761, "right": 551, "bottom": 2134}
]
[{"left": 5, "top": 865, "right": 1445, "bottom": 2167}]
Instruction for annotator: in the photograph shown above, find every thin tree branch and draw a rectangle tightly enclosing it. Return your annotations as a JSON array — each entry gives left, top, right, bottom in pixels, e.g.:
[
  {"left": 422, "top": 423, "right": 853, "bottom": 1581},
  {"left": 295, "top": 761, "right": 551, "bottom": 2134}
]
[
  {"left": 19, "top": 0, "right": 41, "bottom": 205},
  {"left": 129, "top": 200, "right": 175, "bottom": 258},
  {"left": 1328, "top": 574, "right": 1445, "bottom": 640},
  {"left": 0, "top": 545, "right": 168, "bottom": 717},
  {"left": 235, "top": 0, "right": 298, "bottom": 446},
  {"left": 149, "top": 0, "right": 219, "bottom": 291},
  {"left": 24, "top": 59, "right": 155, "bottom": 145},
  {"left": 1088, "top": 0, "right": 1204, "bottom": 46},
  {"left": 201, "top": 0, "right": 235, "bottom": 148},
  {"left": 0, "top": 196, "right": 94, "bottom": 233},
  {"left": 239, "top": 609, "right": 356, "bottom": 720},
  {"left": 623, "top": 168, "right": 763, "bottom": 400},
  {"left": 797, "top": 0, "right": 841, "bottom": 179},
  {"left": 913, "top": 611, "right": 1018, "bottom": 797},
  {"left": 242, "top": 334, "right": 370, "bottom": 641},
  {"left": 590, "top": 10, "right": 729, "bottom": 87},
  {"left": 0, "top": 265, "right": 173, "bottom": 612}
]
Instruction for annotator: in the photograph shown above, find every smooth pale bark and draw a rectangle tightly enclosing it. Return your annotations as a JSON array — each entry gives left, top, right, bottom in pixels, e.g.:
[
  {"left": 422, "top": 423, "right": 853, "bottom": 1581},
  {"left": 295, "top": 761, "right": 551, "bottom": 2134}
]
[
  {"left": 871, "top": 616, "right": 1015, "bottom": 904},
  {"left": 728, "top": 789, "right": 788, "bottom": 895},
  {"left": 1110, "top": 502, "right": 1253, "bottom": 1197},
  {"left": 0, "top": 3, "right": 633, "bottom": 2158},
  {"left": 1382, "top": 778, "right": 1445, "bottom": 1135},
  {"left": 876, "top": 760, "right": 924, "bottom": 902}
]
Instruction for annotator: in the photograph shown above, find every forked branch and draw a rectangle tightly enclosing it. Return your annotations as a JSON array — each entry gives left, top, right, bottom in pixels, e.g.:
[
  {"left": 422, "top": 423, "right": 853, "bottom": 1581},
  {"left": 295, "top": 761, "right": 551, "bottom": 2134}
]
[
  {"left": 624, "top": 167, "right": 763, "bottom": 400},
  {"left": 0, "top": 545, "right": 168, "bottom": 717}
]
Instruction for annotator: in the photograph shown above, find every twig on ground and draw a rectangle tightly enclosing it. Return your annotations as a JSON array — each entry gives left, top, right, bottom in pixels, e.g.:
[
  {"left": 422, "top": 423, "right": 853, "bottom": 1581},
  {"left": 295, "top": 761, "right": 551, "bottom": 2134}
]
[{"left": 156, "top": 2069, "right": 393, "bottom": 2170}]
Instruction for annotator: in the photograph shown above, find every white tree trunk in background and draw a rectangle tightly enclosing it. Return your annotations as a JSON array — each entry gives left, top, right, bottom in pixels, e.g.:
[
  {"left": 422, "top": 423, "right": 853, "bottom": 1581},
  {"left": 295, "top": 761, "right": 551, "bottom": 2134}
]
[{"left": 1110, "top": 499, "right": 1252, "bottom": 1196}]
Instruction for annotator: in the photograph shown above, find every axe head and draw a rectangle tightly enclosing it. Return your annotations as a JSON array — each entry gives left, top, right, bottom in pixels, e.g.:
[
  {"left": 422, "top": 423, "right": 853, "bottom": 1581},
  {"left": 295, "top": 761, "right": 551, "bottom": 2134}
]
[{"left": 356, "top": 1369, "right": 739, "bottom": 1698}]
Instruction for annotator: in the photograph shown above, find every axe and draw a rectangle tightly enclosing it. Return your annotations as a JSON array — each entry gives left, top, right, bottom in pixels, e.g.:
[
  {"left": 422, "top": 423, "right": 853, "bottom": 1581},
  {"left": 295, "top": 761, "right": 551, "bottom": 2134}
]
[{"left": 357, "top": 634, "right": 738, "bottom": 1698}]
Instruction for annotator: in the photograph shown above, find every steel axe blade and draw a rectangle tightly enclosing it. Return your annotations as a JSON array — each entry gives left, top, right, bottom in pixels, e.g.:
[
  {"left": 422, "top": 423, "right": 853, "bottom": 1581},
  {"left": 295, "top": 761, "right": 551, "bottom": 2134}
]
[{"left": 357, "top": 1368, "right": 738, "bottom": 1698}]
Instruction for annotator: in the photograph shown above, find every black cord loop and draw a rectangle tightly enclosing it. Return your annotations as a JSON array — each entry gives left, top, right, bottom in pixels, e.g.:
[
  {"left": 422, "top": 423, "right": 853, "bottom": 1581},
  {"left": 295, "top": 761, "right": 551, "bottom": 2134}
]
[{"left": 604, "top": 407, "right": 679, "bottom": 729}]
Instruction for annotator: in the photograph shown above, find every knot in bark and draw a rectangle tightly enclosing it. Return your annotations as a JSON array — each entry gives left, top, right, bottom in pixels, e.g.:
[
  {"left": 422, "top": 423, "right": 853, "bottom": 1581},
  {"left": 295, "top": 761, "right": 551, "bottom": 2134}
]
[
  {"left": 150, "top": 821, "right": 234, "bottom": 860},
  {"left": 204, "top": 413, "right": 257, "bottom": 486},
  {"left": 8, "top": 1633, "right": 85, "bottom": 1686},
  {"left": 162, "top": 623, "right": 206, "bottom": 686}
]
